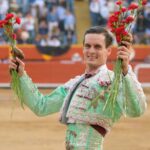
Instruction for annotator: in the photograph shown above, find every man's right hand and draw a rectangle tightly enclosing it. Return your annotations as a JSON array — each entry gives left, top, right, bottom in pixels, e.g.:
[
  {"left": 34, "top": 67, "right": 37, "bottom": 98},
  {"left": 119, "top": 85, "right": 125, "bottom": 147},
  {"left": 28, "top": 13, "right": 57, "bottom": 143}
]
[{"left": 9, "top": 57, "right": 25, "bottom": 77}]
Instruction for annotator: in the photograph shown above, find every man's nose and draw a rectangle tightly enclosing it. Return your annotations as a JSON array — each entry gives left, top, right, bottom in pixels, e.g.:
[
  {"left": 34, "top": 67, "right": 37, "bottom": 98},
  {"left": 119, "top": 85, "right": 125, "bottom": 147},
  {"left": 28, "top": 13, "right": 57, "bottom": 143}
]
[{"left": 89, "top": 47, "right": 95, "bottom": 53}]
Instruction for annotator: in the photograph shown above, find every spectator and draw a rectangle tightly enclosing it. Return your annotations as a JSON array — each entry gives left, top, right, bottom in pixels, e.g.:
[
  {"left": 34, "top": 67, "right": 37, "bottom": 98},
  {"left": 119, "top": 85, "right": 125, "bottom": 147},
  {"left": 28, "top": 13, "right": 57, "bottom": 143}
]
[
  {"left": 0, "top": 0, "right": 9, "bottom": 20},
  {"left": 47, "top": 35, "right": 61, "bottom": 47},
  {"left": 47, "top": 6, "right": 59, "bottom": 36},
  {"left": 89, "top": 0, "right": 100, "bottom": 26},
  {"left": 99, "top": 1, "right": 109, "bottom": 25},
  {"left": 56, "top": 3, "right": 66, "bottom": 32},
  {"left": 22, "top": 12, "right": 36, "bottom": 42},
  {"left": 89, "top": 0, "right": 150, "bottom": 44},
  {"left": 38, "top": 20, "right": 49, "bottom": 36},
  {"left": 32, "top": 0, "right": 45, "bottom": 16},
  {"left": 64, "top": 9, "right": 76, "bottom": 44},
  {"left": 64, "top": 9, "right": 75, "bottom": 32},
  {"left": 144, "top": 3, "right": 150, "bottom": 42},
  {"left": 107, "top": 0, "right": 115, "bottom": 13},
  {"left": 45, "top": 0, "right": 58, "bottom": 10},
  {"left": 0, "top": 0, "right": 77, "bottom": 46},
  {"left": 17, "top": 29, "right": 31, "bottom": 44},
  {"left": 0, "top": 36, "right": 6, "bottom": 45},
  {"left": 67, "top": 0, "right": 75, "bottom": 13}
]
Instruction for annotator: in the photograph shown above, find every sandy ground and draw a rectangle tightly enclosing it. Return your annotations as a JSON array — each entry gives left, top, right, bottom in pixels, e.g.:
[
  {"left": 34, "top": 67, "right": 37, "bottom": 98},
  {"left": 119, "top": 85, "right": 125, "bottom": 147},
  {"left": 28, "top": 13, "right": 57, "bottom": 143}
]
[{"left": 0, "top": 88, "right": 150, "bottom": 150}]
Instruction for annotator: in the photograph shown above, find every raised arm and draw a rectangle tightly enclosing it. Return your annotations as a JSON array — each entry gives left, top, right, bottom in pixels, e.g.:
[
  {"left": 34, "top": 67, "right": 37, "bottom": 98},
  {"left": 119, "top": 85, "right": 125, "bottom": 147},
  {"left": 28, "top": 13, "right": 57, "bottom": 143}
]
[
  {"left": 117, "top": 39, "right": 147, "bottom": 117},
  {"left": 9, "top": 57, "right": 67, "bottom": 116},
  {"left": 121, "top": 66, "right": 147, "bottom": 117},
  {"left": 118, "top": 67, "right": 147, "bottom": 117}
]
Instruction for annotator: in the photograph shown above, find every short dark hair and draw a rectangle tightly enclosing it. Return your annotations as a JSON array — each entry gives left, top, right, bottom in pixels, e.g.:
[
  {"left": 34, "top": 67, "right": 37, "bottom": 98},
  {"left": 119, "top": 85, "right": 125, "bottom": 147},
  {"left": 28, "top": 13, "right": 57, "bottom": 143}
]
[{"left": 83, "top": 26, "right": 114, "bottom": 48}]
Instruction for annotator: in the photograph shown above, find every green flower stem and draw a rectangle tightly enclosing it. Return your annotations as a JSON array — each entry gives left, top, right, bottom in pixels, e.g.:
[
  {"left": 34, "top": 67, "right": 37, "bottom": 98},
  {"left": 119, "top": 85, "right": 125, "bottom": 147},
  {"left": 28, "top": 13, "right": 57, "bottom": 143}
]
[
  {"left": 103, "top": 58, "right": 122, "bottom": 117},
  {"left": 4, "top": 20, "right": 24, "bottom": 108},
  {"left": 11, "top": 70, "right": 24, "bottom": 108}
]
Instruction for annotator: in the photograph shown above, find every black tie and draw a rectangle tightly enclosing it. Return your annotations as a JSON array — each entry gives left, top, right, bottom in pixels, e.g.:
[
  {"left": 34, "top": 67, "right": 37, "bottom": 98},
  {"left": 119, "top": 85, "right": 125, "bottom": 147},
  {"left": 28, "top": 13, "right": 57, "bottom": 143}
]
[{"left": 60, "top": 74, "right": 92, "bottom": 124}]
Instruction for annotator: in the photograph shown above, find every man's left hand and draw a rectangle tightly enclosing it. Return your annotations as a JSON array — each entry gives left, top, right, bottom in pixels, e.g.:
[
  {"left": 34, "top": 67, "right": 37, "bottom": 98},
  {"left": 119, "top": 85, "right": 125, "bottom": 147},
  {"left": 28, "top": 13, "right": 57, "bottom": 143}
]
[{"left": 117, "top": 40, "right": 133, "bottom": 75}]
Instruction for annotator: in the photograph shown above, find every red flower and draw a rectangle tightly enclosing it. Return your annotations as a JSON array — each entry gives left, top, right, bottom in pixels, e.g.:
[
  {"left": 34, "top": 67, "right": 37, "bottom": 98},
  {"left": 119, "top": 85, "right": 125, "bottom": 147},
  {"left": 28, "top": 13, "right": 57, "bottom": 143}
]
[
  {"left": 116, "top": 1, "right": 122, "bottom": 5},
  {"left": 121, "top": 19, "right": 126, "bottom": 24},
  {"left": 114, "top": 11, "right": 121, "bottom": 16},
  {"left": 115, "top": 26, "right": 125, "bottom": 35},
  {"left": 5, "top": 13, "right": 14, "bottom": 20},
  {"left": 142, "top": 0, "right": 147, "bottom": 5},
  {"left": 121, "top": 7, "right": 127, "bottom": 12},
  {"left": 109, "top": 15, "right": 119, "bottom": 23},
  {"left": 111, "top": 28, "right": 116, "bottom": 33},
  {"left": 116, "top": 35, "right": 121, "bottom": 43},
  {"left": 122, "top": 31, "right": 128, "bottom": 36},
  {"left": 0, "top": 13, "right": 21, "bottom": 46},
  {"left": 12, "top": 33, "right": 16, "bottom": 40},
  {"left": 15, "top": 17, "right": 21, "bottom": 24},
  {"left": 125, "top": 16, "right": 134, "bottom": 23},
  {"left": 0, "top": 20, "right": 8, "bottom": 27},
  {"left": 128, "top": 2, "right": 139, "bottom": 10}
]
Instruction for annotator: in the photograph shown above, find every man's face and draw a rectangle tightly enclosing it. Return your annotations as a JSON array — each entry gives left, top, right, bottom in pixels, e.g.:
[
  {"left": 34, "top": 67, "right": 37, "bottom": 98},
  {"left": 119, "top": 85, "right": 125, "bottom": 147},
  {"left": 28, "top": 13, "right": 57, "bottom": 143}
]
[{"left": 83, "top": 33, "right": 111, "bottom": 69}]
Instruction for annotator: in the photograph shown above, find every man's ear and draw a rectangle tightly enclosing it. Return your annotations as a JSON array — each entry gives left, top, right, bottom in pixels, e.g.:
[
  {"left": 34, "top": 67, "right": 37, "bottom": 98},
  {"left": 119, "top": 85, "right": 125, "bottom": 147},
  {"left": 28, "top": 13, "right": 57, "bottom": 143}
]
[{"left": 107, "top": 46, "right": 112, "bottom": 56}]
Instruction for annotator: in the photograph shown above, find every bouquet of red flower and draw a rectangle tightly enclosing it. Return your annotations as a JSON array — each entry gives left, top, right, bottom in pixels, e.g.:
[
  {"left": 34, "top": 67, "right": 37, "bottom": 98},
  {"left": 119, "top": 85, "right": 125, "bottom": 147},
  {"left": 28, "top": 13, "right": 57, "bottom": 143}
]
[
  {"left": 103, "top": 0, "right": 147, "bottom": 118},
  {"left": 0, "top": 13, "right": 25, "bottom": 107}
]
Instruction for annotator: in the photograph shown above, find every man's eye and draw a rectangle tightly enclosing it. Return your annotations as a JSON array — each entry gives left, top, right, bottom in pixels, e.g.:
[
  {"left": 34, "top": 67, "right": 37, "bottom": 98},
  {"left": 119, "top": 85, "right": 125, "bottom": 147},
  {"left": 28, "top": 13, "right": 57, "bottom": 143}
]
[
  {"left": 95, "top": 45, "right": 101, "bottom": 50},
  {"left": 84, "top": 45, "right": 90, "bottom": 49}
]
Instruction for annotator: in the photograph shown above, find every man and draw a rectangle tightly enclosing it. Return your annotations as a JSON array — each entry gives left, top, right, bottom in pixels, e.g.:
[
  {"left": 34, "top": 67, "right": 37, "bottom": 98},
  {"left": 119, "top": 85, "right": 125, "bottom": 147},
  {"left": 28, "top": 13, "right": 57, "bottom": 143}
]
[{"left": 9, "top": 26, "right": 147, "bottom": 150}]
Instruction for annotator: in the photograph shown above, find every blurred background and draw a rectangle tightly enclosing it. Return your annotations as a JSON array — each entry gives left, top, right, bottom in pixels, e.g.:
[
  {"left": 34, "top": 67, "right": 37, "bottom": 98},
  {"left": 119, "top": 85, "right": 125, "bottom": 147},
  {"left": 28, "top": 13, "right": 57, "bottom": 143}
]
[{"left": 0, "top": 0, "right": 150, "bottom": 150}]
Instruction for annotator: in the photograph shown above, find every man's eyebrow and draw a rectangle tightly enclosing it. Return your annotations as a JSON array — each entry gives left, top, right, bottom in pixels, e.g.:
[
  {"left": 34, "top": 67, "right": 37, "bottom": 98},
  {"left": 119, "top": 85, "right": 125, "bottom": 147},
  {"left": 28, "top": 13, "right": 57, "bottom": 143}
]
[
  {"left": 84, "top": 43, "right": 90, "bottom": 46},
  {"left": 94, "top": 44, "right": 102, "bottom": 47}
]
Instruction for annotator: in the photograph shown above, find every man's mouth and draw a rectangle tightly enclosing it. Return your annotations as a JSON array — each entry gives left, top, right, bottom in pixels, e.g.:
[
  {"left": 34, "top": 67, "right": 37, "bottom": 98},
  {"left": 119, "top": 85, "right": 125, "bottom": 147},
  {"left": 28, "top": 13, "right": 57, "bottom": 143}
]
[{"left": 87, "top": 56, "right": 98, "bottom": 60}]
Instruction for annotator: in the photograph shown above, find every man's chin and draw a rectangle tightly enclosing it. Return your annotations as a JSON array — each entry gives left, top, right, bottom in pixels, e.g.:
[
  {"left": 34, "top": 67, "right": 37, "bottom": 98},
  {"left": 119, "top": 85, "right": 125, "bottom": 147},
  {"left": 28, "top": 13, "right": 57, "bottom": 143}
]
[{"left": 87, "top": 63, "right": 99, "bottom": 68}]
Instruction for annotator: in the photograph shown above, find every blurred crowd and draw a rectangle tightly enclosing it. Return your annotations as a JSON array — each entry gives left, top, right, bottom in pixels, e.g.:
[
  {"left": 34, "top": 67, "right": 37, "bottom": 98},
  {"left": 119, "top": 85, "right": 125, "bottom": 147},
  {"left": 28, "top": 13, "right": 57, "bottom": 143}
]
[
  {"left": 0, "top": 0, "right": 150, "bottom": 46},
  {"left": 89, "top": 0, "right": 150, "bottom": 44},
  {"left": 0, "top": 0, "right": 76, "bottom": 46}
]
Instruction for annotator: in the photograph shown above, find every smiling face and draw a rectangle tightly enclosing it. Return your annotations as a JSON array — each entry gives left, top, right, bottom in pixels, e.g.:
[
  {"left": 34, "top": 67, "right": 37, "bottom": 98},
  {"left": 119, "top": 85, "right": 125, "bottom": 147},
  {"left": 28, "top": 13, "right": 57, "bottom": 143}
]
[{"left": 83, "top": 33, "right": 112, "bottom": 72}]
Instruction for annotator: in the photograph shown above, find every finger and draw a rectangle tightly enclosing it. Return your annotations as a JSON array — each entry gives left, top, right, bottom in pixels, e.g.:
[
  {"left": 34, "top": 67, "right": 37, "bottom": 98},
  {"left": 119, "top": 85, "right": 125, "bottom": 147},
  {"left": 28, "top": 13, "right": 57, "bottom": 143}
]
[
  {"left": 117, "top": 54, "right": 129, "bottom": 61},
  {"left": 9, "top": 63, "right": 17, "bottom": 70},
  {"left": 117, "top": 51, "right": 130, "bottom": 59},
  {"left": 123, "top": 33, "right": 133, "bottom": 43},
  {"left": 9, "top": 58, "right": 16, "bottom": 63},
  {"left": 118, "top": 46, "right": 130, "bottom": 53},
  {"left": 117, "top": 50, "right": 130, "bottom": 55},
  {"left": 117, "top": 49, "right": 130, "bottom": 57},
  {"left": 121, "top": 41, "right": 132, "bottom": 48},
  {"left": 118, "top": 46, "right": 128, "bottom": 53},
  {"left": 16, "top": 57, "right": 24, "bottom": 66},
  {"left": 127, "top": 33, "right": 133, "bottom": 42}
]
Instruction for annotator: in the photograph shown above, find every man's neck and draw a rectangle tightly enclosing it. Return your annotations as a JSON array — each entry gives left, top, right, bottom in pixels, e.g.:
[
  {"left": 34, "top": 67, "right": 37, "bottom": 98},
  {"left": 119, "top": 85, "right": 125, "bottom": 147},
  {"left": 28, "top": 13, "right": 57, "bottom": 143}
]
[{"left": 85, "top": 64, "right": 106, "bottom": 74}]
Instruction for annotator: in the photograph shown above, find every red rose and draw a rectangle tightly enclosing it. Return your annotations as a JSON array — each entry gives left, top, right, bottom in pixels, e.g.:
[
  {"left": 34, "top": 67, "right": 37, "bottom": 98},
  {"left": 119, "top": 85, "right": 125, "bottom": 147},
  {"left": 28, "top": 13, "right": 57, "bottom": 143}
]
[
  {"left": 5, "top": 13, "right": 14, "bottom": 20},
  {"left": 116, "top": 1, "right": 122, "bottom": 5},
  {"left": 15, "top": 17, "right": 21, "bottom": 24},
  {"left": 142, "top": 0, "right": 147, "bottom": 5},
  {"left": 128, "top": 2, "right": 139, "bottom": 10},
  {"left": 125, "top": 16, "right": 134, "bottom": 23}
]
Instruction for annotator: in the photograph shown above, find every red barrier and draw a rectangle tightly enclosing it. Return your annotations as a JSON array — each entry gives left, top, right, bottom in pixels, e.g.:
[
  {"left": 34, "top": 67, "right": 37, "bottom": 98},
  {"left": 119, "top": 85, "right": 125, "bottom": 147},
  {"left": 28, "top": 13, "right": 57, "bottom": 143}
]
[
  {"left": 0, "top": 45, "right": 149, "bottom": 86},
  {"left": 0, "top": 45, "right": 149, "bottom": 61},
  {"left": 0, "top": 61, "right": 149, "bottom": 84}
]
